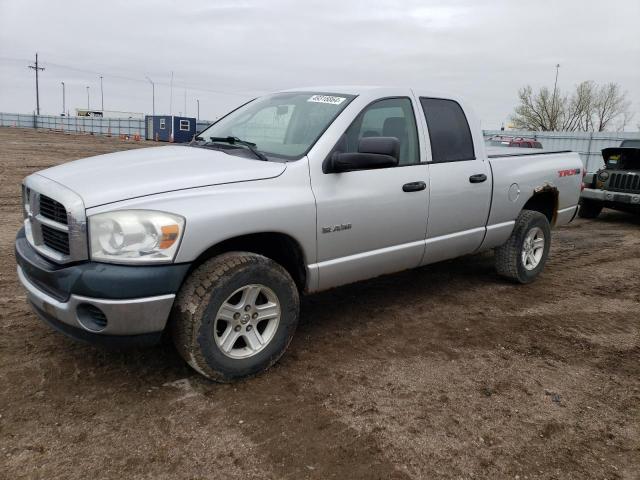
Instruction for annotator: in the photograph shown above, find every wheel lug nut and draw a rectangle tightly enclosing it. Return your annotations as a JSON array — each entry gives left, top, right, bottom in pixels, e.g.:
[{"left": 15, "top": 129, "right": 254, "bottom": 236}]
[
  {"left": 233, "top": 313, "right": 240, "bottom": 320},
  {"left": 234, "top": 325, "right": 241, "bottom": 332},
  {"left": 246, "top": 325, "right": 253, "bottom": 331},
  {"left": 244, "top": 305, "right": 251, "bottom": 312},
  {"left": 252, "top": 312, "right": 258, "bottom": 319}
]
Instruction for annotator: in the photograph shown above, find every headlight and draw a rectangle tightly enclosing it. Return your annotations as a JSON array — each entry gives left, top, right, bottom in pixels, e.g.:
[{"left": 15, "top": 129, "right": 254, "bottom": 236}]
[
  {"left": 598, "top": 171, "right": 610, "bottom": 181},
  {"left": 89, "top": 210, "right": 185, "bottom": 264}
]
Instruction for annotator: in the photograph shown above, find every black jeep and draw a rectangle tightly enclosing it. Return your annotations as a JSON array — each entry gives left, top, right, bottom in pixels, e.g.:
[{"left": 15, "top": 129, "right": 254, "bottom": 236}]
[{"left": 580, "top": 140, "right": 640, "bottom": 218}]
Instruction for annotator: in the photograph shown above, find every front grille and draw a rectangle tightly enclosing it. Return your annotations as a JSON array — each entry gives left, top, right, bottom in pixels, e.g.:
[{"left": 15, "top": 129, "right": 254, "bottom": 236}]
[
  {"left": 39, "top": 195, "right": 68, "bottom": 225},
  {"left": 24, "top": 175, "right": 88, "bottom": 264},
  {"left": 608, "top": 173, "right": 640, "bottom": 193},
  {"left": 41, "top": 224, "right": 71, "bottom": 255}
]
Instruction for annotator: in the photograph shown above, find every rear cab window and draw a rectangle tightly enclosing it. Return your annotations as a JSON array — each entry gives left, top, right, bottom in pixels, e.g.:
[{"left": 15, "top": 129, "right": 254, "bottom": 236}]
[{"left": 419, "top": 98, "right": 475, "bottom": 163}]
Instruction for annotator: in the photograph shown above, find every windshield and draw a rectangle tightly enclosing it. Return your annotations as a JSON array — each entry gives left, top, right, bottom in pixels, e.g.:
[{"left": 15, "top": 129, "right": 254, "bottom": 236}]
[{"left": 197, "top": 92, "right": 356, "bottom": 159}]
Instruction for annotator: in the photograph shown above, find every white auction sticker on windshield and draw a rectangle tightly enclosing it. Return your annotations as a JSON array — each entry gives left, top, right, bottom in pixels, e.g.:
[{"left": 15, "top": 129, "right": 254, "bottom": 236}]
[{"left": 307, "top": 95, "right": 346, "bottom": 105}]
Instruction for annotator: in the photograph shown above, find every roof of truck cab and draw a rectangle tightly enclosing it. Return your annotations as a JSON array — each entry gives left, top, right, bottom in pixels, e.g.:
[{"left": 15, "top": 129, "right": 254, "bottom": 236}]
[{"left": 280, "top": 85, "right": 387, "bottom": 95}]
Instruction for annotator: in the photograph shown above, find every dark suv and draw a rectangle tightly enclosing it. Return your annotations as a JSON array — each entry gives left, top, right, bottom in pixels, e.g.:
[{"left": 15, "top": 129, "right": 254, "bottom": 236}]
[{"left": 580, "top": 140, "right": 640, "bottom": 218}]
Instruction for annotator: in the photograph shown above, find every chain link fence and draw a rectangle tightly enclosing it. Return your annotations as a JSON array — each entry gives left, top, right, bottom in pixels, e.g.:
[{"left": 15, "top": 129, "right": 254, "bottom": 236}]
[
  {"left": 0, "top": 112, "right": 214, "bottom": 137},
  {"left": 2, "top": 113, "right": 638, "bottom": 173}
]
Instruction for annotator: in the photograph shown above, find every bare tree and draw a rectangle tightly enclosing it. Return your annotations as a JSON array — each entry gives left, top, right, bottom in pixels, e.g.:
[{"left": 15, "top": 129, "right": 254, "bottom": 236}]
[
  {"left": 510, "top": 81, "right": 632, "bottom": 132},
  {"left": 511, "top": 86, "right": 561, "bottom": 131},
  {"left": 593, "top": 83, "right": 631, "bottom": 132},
  {"left": 561, "top": 81, "right": 595, "bottom": 131}
]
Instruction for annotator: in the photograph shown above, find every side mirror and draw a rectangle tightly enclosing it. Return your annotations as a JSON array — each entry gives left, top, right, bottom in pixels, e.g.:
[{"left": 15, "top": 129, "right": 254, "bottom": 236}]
[{"left": 328, "top": 136, "right": 400, "bottom": 173}]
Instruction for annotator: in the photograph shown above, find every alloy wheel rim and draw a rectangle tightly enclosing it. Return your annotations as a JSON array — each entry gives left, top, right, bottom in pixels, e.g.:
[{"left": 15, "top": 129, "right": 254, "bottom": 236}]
[
  {"left": 521, "top": 226, "right": 545, "bottom": 271},
  {"left": 213, "top": 284, "right": 281, "bottom": 359}
]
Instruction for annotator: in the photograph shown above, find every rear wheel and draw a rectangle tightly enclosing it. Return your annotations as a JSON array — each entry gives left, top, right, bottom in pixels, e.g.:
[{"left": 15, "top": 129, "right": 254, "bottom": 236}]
[
  {"left": 171, "top": 252, "right": 299, "bottom": 382},
  {"left": 495, "top": 210, "right": 551, "bottom": 284},
  {"left": 578, "top": 199, "right": 603, "bottom": 219}
]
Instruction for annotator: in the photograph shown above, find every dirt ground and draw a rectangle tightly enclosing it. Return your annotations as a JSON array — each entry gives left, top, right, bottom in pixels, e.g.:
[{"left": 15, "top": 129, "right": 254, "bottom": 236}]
[{"left": 0, "top": 127, "right": 638, "bottom": 480}]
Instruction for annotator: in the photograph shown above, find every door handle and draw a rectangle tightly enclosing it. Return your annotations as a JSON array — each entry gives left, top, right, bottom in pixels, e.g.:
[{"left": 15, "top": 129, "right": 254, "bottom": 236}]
[
  {"left": 469, "top": 174, "right": 487, "bottom": 183},
  {"left": 402, "top": 181, "right": 427, "bottom": 192}
]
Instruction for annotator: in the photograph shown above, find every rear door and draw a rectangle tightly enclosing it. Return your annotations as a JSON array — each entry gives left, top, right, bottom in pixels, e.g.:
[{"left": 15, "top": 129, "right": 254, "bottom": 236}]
[{"left": 416, "top": 97, "right": 492, "bottom": 265}]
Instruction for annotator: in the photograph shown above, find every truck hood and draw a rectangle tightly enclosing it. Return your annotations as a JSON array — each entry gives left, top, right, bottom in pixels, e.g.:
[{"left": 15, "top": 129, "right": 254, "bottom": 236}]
[{"left": 37, "top": 145, "right": 287, "bottom": 207}]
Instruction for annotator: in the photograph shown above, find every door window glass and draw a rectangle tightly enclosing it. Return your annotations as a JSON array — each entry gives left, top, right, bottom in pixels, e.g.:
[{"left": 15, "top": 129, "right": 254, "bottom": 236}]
[
  {"left": 420, "top": 98, "right": 475, "bottom": 162},
  {"left": 341, "top": 97, "right": 420, "bottom": 166}
]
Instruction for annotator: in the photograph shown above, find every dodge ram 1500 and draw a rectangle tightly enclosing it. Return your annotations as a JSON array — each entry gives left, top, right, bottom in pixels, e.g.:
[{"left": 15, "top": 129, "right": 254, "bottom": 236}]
[{"left": 16, "top": 87, "right": 583, "bottom": 381}]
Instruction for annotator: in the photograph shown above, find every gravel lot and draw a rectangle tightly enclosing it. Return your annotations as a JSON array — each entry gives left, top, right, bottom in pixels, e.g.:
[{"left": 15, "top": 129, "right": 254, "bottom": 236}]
[{"left": 1, "top": 127, "right": 638, "bottom": 479}]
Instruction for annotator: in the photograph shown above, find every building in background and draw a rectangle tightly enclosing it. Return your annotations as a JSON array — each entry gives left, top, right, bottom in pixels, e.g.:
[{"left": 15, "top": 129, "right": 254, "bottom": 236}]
[{"left": 145, "top": 115, "right": 196, "bottom": 142}]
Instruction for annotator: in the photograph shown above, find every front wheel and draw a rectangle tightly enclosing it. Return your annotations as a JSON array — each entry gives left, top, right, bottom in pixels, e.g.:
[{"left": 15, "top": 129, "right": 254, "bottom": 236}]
[
  {"left": 578, "top": 199, "right": 603, "bottom": 219},
  {"left": 495, "top": 210, "right": 551, "bottom": 284},
  {"left": 171, "top": 252, "right": 300, "bottom": 382}
]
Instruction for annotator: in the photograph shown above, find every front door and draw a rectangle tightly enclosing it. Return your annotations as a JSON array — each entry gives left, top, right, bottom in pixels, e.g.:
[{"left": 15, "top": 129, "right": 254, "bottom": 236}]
[{"left": 310, "top": 96, "right": 429, "bottom": 290}]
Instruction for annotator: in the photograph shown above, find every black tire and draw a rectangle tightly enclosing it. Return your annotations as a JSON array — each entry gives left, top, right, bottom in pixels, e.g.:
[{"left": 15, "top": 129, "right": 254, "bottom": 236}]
[
  {"left": 495, "top": 210, "right": 551, "bottom": 284},
  {"left": 578, "top": 199, "right": 603, "bottom": 219},
  {"left": 170, "top": 252, "right": 299, "bottom": 382}
]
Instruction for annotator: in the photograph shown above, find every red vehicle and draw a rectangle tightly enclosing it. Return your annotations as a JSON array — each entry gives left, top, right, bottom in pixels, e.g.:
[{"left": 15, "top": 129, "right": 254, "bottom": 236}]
[{"left": 486, "top": 135, "right": 543, "bottom": 149}]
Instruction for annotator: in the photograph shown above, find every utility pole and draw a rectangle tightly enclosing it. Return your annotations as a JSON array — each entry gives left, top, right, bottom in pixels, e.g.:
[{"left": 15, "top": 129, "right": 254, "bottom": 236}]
[
  {"left": 61, "top": 82, "right": 65, "bottom": 116},
  {"left": 184, "top": 88, "right": 187, "bottom": 116},
  {"left": 551, "top": 64, "right": 560, "bottom": 130},
  {"left": 100, "top": 75, "right": 104, "bottom": 112},
  {"left": 196, "top": 99, "right": 200, "bottom": 120},
  {"left": 86, "top": 86, "right": 90, "bottom": 109},
  {"left": 27, "top": 53, "right": 45, "bottom": 115},
  {"left": 145, "top": 76, "right": 155, "bottom": 116}
]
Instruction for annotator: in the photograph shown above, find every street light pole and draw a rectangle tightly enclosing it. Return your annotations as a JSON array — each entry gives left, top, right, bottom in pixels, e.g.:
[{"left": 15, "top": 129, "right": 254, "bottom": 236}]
[
  {"left": 61, "top": 82, "right": 65, "bottom": 116},
  {"left": 100, "top": 75, "right": 104, "bottom": 112},
  {"left": 145, "top": 76, "right": 155, "bottom": 116},
  {"left": 86, "top": 86, "right": 90, "bottom": 109},
  {"left": 196, "top": 99, "right": 199, "bottom": 120},
  {"left": 551, "top": 64, "right": 560, "bottom": 130}
]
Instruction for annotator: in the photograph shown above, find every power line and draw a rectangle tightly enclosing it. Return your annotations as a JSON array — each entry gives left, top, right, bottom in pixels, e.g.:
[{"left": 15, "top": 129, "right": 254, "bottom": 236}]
[
  {"left": 5, "top": 55, "right": 260, "bottom": 98},
  {"left": 27, "top": 53, "right": 45, "bottom": 115}
]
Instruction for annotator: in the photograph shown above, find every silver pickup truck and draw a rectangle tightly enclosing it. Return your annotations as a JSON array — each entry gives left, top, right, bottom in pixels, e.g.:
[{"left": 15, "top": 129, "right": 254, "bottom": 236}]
[{"left": 16, "top": 87, "right": 582, "bottom": 381}]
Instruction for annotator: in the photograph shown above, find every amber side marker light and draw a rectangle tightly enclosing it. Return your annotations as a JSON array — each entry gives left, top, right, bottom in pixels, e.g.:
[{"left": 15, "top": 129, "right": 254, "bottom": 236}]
[{"left": 160, "top": 224, "right": 180, "bottom": 249}]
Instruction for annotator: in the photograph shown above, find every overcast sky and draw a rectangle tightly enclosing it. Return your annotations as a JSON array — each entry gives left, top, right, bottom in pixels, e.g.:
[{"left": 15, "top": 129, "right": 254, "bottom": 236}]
[{"left": 1, "top": 0, "right": 639, "bottom": 129}]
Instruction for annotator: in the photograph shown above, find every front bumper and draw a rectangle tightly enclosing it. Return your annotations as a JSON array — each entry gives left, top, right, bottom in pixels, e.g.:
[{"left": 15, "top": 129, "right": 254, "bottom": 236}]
[
  {"left": 15, "top": 228, "right": 191, "bottom": 346},
  {"left": 582, "top": 188, "right": 640, "bottom": 205}
]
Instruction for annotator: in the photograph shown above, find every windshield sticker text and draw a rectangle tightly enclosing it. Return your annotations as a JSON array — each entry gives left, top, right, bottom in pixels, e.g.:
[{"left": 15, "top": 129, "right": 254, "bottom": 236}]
[{"left": 308, "top": 95, "right": 346, "bottom": 105}]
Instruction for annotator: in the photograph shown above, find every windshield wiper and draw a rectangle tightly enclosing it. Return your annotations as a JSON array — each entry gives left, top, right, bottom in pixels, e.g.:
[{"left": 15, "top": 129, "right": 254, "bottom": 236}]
[{"left": 208, "top": 136, "right": 268, "bottom": 161}]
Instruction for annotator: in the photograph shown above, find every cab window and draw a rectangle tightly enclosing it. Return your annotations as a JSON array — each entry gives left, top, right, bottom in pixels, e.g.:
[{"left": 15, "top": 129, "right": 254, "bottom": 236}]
[
  {"left": 340, "top": 97, "right": 420, "bottom": 166},
  {"left": 420, "top": 97, "right": 475, "bottom": 163}
]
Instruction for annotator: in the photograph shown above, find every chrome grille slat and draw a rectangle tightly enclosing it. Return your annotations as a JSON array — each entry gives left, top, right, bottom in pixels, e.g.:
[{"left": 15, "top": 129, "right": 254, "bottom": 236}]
[
  {"left": 39, "top": 195, "right": 68, "bottom": 225},
  {"left": 41, "top": 225, "right": 71, "bottom": 255}
]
